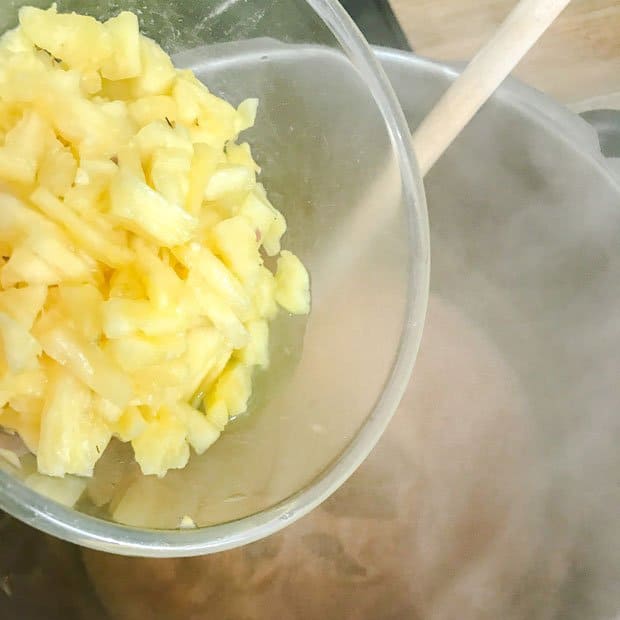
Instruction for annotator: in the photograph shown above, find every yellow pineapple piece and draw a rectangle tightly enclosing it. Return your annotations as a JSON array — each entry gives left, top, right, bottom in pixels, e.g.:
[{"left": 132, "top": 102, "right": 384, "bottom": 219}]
[
  {"left": 208, "top": 362, "right": 252, "bottom": 418},
  {"left": 92, "top": 395, "right": 123, "bottom": 424},
  {"left": 133, "top": 239, "right": 184, "bottom": 309},
  {"left": 236, "top": 98, "right": 259, "bottom": 132},
  {"left": 102, "top": 298, "right": 189, "bottom": 339},
  {"left": 174, "top": 243, "right": 249, "bottom": 317},
  {"left": 178, "top": 326, "right": 225, "bottom": 401},
  {"left": 239, "top": 319, "right": 270, "bottom": 369},
  {"left": 19, "top": 5, "right": 112, "bottom": 73},
  {"left": 185, "top": 142, "right": 222, "bottom": 214},
  {"left": 0, "top": 110, "right": 52, "bottom": 185},
  {"left": 253, "top": 267, "right": 278, "bottom": 321},
  {"left": 101, "top": 12, "right": 141, "bottom": 80},
  {"left": 210, "top": 216, "right": 262, "bottom": 286},
  {"left": 150, "top": 146, "right": 192, "bottom": 206},
  {"left": 25, "top": 472, "right": 87, "bottom": 507},
  {"left": 128, "top": 37, "right": 175, "bottom": 98},
  {"left": 37, "top": 137, "right": 77, "bottom": 198},
  {"left": 30, "top": 187, "right": 133, "bottom": 268},
  {"left": 226, "top": 141, "right": 260, "bottom": 172},
  {"left": 0, "top": 284, "right": 47, "bottom": 329},
  {"left": 22, "top": 233, "right": 94, "bottom": 283},
  {"left": 205, "top": 400, "right": 228, "bottom": 432},
  {"left": 135, "top": 120, "right": 193, "bottom": 160},
  {"left": 109, "top": 170, "right": 198, "bottom": 247},
  {"left": 56, "top": 283, "right": 103, "bottom": 342},
  {"left": 0, "top": 406, "right": 40, "bottom": 454},
  {"left": 111, "top": 406, "right": 147, "bottom": 442},
  {"left": 275, "top": 250, "right": 311, "bottom": 315},
  {"left": 173, "top": 401, "right": 220, "bottom": 455},
  {"left": 37, "top": 364, "right": 111, "bottom": 477},
  {"left": 255, "top": 184, "right": 287, "bottom": 256},
  {"left": 184, "top": 272, "right": 248, "bottom": 349},
  {"left": 104, "top": 333, "right": 186, "bottom": 373},
  {"left": 1, "top": 246, "right": 61, "bottom": 288},
  {"left": 238, "top": 189, "right": 286, "bottom": 257},
  {"left": 204, "top": 164, "right": 255, "bottom": 201},
  {"left": 131, "top": 407, "right": 189, "bottom": 477},
  {"left": 36, "top": 323, "right": 132, "bottom": 409},
  {"left": 128, "top": 95, "right": 177, "bottom": 128},
  {"left": 131, "top": 361, "right": 188, "bottom": 407},
  {"left": 0, "top": 311, "right": 41, "bottom": 373},
  {"left": 116, "top": 142, "right": 145, "bottom": 182},
  {"left": 109, "top": 266, "right": 146, "bottom": 300}
]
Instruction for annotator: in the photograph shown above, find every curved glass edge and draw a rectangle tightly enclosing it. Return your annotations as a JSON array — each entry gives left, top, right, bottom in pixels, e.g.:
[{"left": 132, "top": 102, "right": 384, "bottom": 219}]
[{"left": 0, "top": 0, "right": 430, "bottom": 557}]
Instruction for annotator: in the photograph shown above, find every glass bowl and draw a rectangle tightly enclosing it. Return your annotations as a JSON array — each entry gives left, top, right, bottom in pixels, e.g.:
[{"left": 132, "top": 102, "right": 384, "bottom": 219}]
[{"left": 0, "top": 0, "right": 429, "bottom": 556}]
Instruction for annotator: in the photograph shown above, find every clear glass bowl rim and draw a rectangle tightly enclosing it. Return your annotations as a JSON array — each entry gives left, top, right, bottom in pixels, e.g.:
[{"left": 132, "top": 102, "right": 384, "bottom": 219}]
[{"left": 0, "top": 0, "right": 430, "bottom": 557}]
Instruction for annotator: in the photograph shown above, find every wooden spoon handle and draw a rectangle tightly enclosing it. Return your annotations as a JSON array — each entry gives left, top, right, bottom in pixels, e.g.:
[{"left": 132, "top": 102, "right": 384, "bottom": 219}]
[{"left": 412, "top": 0, "right": 572, "bottom": 176}]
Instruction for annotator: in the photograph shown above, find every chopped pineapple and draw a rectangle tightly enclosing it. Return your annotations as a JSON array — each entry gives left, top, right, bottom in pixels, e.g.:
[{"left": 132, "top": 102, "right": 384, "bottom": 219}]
[
  {"left": 0, "top": 6, "right": 310, "bottom": 482},
  {"left": 37, "top": 365, "right": 111, "bottom": 477},
  {"left": 109, "top": 170, "right": 198, "bottom": 247},
  {"left": 101, "top": 12, "right": 141, "bottom": 81},
  {"left": 275, "top": 250, "right": 311, "bottom": 315},
  {"left": 19, "top": 5, "right": 112, "bottom": 73},
  {"left": 131, "top": 407, "right": 189, "bottom": 477}
]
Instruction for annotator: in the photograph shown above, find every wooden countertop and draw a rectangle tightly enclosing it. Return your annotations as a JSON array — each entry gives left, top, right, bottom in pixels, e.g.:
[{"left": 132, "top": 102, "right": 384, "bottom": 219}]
[{"left": 390, "top": 0, "right": 620, "bottom": 108}]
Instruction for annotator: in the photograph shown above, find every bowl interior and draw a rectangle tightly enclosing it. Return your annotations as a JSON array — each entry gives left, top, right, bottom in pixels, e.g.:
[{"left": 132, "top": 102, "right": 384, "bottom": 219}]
[{"left": 0, "top": 0, "right": 427, "bottom": 554}]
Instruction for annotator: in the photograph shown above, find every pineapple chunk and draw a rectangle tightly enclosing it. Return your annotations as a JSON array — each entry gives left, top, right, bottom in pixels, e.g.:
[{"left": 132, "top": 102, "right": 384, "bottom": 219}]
[
  {"left": 208, "top": 362, "right": 252, "bottom": 418},
  {"left": 236, "top": 98, "right": 259, "bottom": 132},
  {"left": 135, "top": 120, "right": 193, "bottom": 159},
  {"left": 204, "top": 164, "right": 255, "bottom": 201},
  {"left": 109, "top": 266, "right": 146, "bottom": 299},
  {"left": 30, "top": 187, "right": 133, "bottom": 268},
  {"left": 252, "top": 266, "right": 279, "bottom": 320},
  {"left": 239, "top": 189, "right": 287, "bottom": 257},
  {"left": 174, "top": 243, "right": 250, "bottom": 317},
  {"left": 0, "top": 285, "right": 47, "bottom": 329},
  {"left": 109, "top": 170, "right": 198, "bottom": 247},
  {"left": 22, "top": 234, "right": 93, "bottom": 283},
  {"left": 239, "top": 319, "right": 270, "bottom": 369},
  {"left": 56, "top": 283, "right": 103, "bottom": 342},
  {"left": 111, "top": 406, "right": 147, "bottom": 442},
  {"left": 133, "top": 240, "right": 184, "bottom": 309},
  {"left": 128, "top": 95, "right": 177, "bottom": 128},
  {"left": 36, "top": 323, "right": 132, "bottom": 409},
  {"left": 205, "top": 400, "right": 229, "bottom": 432},
  {"left": 150, "top": 147, "right": 192, "bottom": 207},
  {"left": 105, "top": 333, "right": 186, "bottom": 372},
  {"left": 131, "top": 361, "right": 188, "bottom": 407},
  {"left": 173, "top": 401, "right": 220, "bottom": 455},
  {"left": 0, "top": 110, "right": 52, "bottom": 185},
  {"left": 185, "top": 142, "right": 222, "bottom": 214},
  {"left": 1, "top": 246, "right": 62, "bottom": 288},
  {"left": 0, "top": 406, "right": 40, "bottom": 454},
  {"left": 37, "top": 138, "right": 77, "bottom": 197},
  {"left": 131, "top": 408, "right": 189, "bottom": 477},
  {"left": 37, "top": 365, "right": 110, "bottom": 478},
  {"left": 25, "top": 472, "right": 87, "bottom": 507},
  {"left": 178, "top": 326, "right": 225, "bottom": 400},
  {"left": 210, "top": 216, "right": 262, "bottom": 286},
  {"left": 101, "top": 12, "right": 141, "bottom": 80},
  {"left": 116, "top": 143, "right": 146, "bottom": 182},
  {"left": 19, "top": 5, "right": 112, "bottom": 73},
  {"left": 275, "top": 250, "right": 311, "bottom": 315},
  {"left": 184, "top": 272, "right": 248, "bottom": 349},
  {"left": 128, "top": 37, "right": 175, "bottom": 98},
  {"left": 0, "top": 311, "right": 42, "bottom": 373},
  {"left": 102, "top": 298, "right": 188, "bottom": 338}
]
